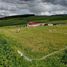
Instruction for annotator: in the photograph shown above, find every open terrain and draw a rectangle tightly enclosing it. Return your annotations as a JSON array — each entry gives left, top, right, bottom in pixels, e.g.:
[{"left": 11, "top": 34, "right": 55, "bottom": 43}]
[
  {"left": 0, "top": 15, "right": 67, "bottom": 67},
  {"left": 0, "top": 25, "right": 67, "bottom": 67}
]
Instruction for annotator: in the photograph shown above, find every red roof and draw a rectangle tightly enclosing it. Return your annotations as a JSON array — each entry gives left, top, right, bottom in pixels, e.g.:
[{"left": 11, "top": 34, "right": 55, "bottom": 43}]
[{"left": 28, "top": 22, "right": 40, "bottom": 25}]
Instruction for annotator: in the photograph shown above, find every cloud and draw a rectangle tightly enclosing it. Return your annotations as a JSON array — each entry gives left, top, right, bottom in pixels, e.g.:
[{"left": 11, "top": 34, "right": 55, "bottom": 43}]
[
  {"left": 0, "top": 0, "right": 32, "bottom": 17},
  {"left": 43, "top": 0, "right": 67, "bottom": 6},
  {"left": 26, "top": 0, "right": 67, "bottom": 15},
  {"left": 0, "top": 0, "right": 67, "bottom": 17}
]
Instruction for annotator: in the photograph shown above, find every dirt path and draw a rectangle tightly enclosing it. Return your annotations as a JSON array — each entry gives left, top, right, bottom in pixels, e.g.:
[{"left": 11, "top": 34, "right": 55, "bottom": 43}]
[
  {"left": 33, "top": 47, "right": 67, "bottom": 61},
  {"left": 17, "top": 50, "right": 32, "bottom": 62},
  {"left": 17, "top": 46, "right": 67, "bottom": 62}
]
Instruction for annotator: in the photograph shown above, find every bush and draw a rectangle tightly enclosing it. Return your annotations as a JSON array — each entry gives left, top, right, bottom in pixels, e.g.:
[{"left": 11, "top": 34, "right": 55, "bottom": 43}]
[{"left": 61, "top": 49, "right": 67, "bottom": 65}]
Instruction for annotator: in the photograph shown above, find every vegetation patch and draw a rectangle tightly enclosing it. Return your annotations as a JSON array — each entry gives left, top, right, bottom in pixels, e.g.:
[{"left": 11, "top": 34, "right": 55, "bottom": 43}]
[{"left": 0, "top": 15, "right": 67, "bottom": 67}]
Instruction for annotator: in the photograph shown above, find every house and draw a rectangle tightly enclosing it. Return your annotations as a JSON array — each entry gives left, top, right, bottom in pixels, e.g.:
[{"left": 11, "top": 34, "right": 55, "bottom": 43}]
[
  {"left": 27, "top": 21, "right": 45, "bottom": 27},
  {"left": 48, "top": 24, "right": 53, "bottom": 26},
  {"left": 27, "top": 21, "right": 53, "bottom": 27}
]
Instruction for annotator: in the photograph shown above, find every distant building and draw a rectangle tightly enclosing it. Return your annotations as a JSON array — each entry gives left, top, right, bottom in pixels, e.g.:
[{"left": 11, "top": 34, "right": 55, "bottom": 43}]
[
  {"left": 27, "top": 21, "right": 43, "bottom": 27},
  {"left": 27, "top": 21, "right": 54, "bottom": 27},
  {"left": 48, "top": 24, "right": 53, "bottom": 26},
  {"left": 27, "top": 21, "right": 41, "bottom": 27}
]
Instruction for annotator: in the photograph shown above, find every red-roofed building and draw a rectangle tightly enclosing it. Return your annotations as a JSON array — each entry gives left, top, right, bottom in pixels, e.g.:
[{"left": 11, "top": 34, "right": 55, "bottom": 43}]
[{"left": 27, "top": 21, "right": 46, "bottom": 27}]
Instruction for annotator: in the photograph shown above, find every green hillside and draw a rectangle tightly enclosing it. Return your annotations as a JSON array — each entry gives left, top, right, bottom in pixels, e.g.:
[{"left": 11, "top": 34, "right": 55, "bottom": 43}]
[
  {"left": 0, "top": 15, "right": 67, "bottom": 26},
  {"left": 0, "top": 25, "right": 67, "bottom": 67}
]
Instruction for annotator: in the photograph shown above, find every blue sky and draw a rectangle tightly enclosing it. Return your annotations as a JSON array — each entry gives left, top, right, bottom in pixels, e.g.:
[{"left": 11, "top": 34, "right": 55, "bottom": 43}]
[{"left": 0, "top": 0, "right": 67, "bottom": 17}]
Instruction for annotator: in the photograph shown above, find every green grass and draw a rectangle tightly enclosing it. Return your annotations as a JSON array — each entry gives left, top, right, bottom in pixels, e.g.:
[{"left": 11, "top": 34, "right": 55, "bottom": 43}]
[
  {"left": 0, "top": 25, "right": 67, "bottom": 67},
  {"left": 0, "top": 15, "right": 67, "bottom": 26}
]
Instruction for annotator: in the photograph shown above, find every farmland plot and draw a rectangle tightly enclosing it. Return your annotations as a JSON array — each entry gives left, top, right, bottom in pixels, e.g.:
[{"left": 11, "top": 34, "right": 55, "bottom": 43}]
[{"left": 0, "top": 25, "right": 67, "bottom": 67}]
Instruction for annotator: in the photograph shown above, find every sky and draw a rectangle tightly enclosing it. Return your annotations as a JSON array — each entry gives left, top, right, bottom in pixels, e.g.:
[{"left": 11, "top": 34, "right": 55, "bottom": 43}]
[{"left": 0, "top": 0, "right": 67, "bottom": 17}]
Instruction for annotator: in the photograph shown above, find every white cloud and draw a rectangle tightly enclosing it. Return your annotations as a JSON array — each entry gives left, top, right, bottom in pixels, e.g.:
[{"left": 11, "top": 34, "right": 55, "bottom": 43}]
[
  {"left": 0, "top": 0, "right": 32, "bottom": 17},
  {"left": 27, "top": 0, "right": 67, "bottom": 15},
  {"left": 0, "top": 0, "right": 67, "bottom": 17}
]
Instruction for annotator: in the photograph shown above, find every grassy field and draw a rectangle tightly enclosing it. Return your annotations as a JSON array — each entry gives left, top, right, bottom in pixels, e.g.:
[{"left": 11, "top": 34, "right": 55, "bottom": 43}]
[{"left": 0, "top": 25, "right": 67, "bottom": 67}]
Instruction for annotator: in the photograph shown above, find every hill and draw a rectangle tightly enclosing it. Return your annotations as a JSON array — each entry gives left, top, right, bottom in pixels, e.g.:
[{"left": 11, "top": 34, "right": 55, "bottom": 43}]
[{"left": 0, "top": 14, "right": 67, "bottom": 26}]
